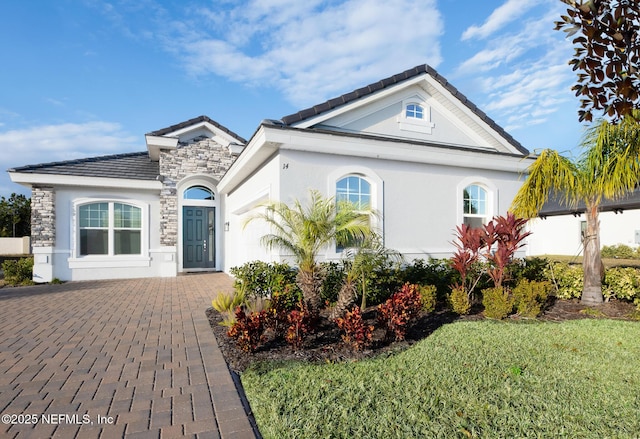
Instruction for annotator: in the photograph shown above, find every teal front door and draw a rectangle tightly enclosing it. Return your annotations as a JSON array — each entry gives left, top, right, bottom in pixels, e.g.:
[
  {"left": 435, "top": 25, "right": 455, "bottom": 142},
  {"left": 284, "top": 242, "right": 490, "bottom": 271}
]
[{"left": 183, "top": 206, "right": 216, "bottom": 269}]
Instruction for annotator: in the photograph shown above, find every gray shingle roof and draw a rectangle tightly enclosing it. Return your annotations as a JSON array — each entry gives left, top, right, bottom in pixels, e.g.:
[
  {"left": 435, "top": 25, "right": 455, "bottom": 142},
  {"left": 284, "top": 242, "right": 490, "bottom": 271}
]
[
  {"left": 280, "top": 64, "right": 529, "bottom": 155},
  {"left": 147, "top": 115, "right": 247, "bottom": 144},
  {"left": 9, "top": 151, "right": 159, "bottom": 181}
]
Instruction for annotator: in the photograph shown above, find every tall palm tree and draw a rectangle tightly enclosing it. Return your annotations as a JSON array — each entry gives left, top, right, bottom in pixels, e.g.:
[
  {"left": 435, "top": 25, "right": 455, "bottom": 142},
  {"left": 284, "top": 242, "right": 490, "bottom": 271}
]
[
  {"left": 246, "top": 189, "right": 373, "bottom": 313},
  {"left": 511, "top": 113, "right": 640, "bottom": 304}
]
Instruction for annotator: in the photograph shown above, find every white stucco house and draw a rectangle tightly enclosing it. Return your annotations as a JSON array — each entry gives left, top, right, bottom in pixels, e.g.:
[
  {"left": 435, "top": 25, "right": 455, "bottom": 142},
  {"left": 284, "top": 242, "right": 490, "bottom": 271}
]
[
  {"left": 527, "top": 191, "right": 640, "bottom": 257},
  {"left": 8, "top": 65, "right": 534, "bottom": 282}
]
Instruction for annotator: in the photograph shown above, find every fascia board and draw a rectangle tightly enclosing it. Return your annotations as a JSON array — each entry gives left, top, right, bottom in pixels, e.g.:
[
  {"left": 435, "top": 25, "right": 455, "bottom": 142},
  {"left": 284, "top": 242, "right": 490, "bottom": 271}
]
[
  {"left": 218, "top": 126, "right": 277, "bottom": 193},
  {"left": 274, "top": 130, "right": 533, "bottom": 173},
  {"left": 145, "top": 134, "right": 179, "bottom": 161},
  {"left": 8, "top": 172, "right": 162, "bottom": 190},
  {"left": 168, "top": 122, "right": 244, "bottom": 145},
  {"left": 424, "top": 76, "right": 522, "bottom": 155},
  {"left": 292, "top": 76, "right": 426, "bottom": 129},
  {"left": 145, "top": 134, "right": 179, "bottom": 148}
]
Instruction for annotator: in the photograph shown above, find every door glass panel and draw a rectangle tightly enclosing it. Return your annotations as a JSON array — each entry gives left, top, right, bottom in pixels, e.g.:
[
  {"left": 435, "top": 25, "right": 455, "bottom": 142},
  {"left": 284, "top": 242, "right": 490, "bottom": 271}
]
[{"left": 208, "top": 208, "right": 215, "bottom": 264}]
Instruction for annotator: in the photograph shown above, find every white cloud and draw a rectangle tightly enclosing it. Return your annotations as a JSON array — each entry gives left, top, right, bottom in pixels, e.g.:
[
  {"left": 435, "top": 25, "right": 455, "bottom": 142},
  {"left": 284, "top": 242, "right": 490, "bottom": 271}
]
[
  {"left": 0, "top": 121, "right": 140, "bottom": 169},
  {"left": 455, "top": 2, "right": 575, "bottom": 135},
  {"left": 461, "top": 0, "right": 525, "bottom": 41},
  {"left": 170, "top": 0, "right": 444, "bottom": 107}
]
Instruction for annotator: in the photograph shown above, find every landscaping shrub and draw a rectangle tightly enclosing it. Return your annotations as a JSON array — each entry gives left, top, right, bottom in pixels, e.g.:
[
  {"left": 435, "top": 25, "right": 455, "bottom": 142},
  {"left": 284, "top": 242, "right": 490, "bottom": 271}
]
[
  {"left": 360, "top": 261, "right": 404, "bottom": 306},
  {"left": 418, "top": 284, "right": 437, "bottom": 313},
  {"left": 601, "top": 244, "right": 638, "bottom": 259},
  {"left": 603, "top": 267, "right": 640, "bottom": 302},
  {"left": 2, "top": 257, "right": 34, "bottom": 286},
  {"left": 482, "top": 286, "right": 514, "bottom": 320},
  {"left": 227, "top": 307, "right": 267, "bottom": 353},
  {"left": 285, "top": 306, "right": 311, "bottom": 351},
  {"left": 401, "top": 259, "right": 456, "bottom": 301},
  {"left": 230, "top": 261, "right": 300, "bottom": 299},
  {"left": 335, "top": 307, "right": 374, "bottom": 351},
  {"left": 509, "top": 257, "right": 550, "bottom": 284},
  {"left": 319, "top": 261, "right": 346, "bottom": 304},
  {"left": 512, "top": 279, "right": 551, "bottom": 318},
  {"left": 377, "top": 283, "right": 423, "bottom": 341},
  {"left": 211, "top": 290, "right": 246, "bottom": 327},
  {"left": 448, "top": 286, "right": 471, "bottom": 315},
  {"left": 544, "top": 262, "right": 583, "bottom": 299}
]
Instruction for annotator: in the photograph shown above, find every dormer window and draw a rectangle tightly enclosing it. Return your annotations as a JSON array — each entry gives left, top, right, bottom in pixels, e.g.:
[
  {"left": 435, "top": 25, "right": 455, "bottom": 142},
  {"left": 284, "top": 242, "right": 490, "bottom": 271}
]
[
  {"left": 398, "top": 96, "right": 435, "bottom": 134},
  {"left": 405, "top": 104, "right": 424, "bottom": 119}
]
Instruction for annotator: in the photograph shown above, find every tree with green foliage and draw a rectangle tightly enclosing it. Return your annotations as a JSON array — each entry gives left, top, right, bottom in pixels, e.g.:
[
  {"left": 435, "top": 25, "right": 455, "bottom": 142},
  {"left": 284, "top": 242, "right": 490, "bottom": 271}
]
[
  {"left": 0, "top": 194, "right": 30, "bottom": 237},
  {"left": 511, "top": 112, "right": 640, "bottom": 304},
  {"left": 556, "top": 0, "right": 640, "bottom": 122},
  {"left": 246, "top": 190, "right": 373, "bottom": 314}
]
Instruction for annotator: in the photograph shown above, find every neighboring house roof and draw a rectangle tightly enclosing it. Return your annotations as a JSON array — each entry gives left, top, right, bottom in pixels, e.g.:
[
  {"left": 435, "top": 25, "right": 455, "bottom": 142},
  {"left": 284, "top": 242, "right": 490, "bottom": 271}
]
[
  {"left": 279, "top": 64, "right": 529, "bottom": 155},
  {"left": 8, "top": 151, "right": 159, "bottom": 180},
  {"left": 147, "top": 115, "right": 247, "bottom": 144},
  {"left": 540, "top": 189, "right": 640, "bottom": 217}
]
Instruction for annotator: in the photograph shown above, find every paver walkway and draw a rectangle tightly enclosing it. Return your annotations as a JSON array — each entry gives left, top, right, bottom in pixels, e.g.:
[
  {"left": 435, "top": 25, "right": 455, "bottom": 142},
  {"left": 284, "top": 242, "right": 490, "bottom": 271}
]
[{"left": 0, "top": 273, "right": 258, "bottom": 438}]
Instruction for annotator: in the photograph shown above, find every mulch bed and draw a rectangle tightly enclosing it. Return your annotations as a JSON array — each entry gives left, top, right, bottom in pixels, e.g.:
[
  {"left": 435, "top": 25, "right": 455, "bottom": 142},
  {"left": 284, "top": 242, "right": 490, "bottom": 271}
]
[{"left": 207, "top": 298, "right": 638, "bottom": 374}]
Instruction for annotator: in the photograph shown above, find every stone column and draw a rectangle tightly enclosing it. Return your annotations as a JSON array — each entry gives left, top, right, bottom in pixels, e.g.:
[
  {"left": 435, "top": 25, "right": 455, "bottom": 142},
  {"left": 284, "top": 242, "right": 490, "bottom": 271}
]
[{"left": 30, "top": 185, "right": 55, "bottom": 282}]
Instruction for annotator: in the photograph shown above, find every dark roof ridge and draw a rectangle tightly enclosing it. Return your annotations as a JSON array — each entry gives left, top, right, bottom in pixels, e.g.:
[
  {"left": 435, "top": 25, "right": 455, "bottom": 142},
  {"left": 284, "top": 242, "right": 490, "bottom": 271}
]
[
  {"left": 146, "top": 115, "right": 247, "bottom": 144},
  {"left": 280, "top": 64, "right": 528, "bottom": 155},
  {"left": 8, "top": 151, "right": 150, "bottom": 172}
]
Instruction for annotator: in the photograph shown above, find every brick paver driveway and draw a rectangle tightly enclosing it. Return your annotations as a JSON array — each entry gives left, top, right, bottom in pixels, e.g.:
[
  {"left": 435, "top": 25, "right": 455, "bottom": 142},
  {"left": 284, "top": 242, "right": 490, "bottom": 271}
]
[{"left": 0, "top": 273, "right": 257, "bottom": 438}]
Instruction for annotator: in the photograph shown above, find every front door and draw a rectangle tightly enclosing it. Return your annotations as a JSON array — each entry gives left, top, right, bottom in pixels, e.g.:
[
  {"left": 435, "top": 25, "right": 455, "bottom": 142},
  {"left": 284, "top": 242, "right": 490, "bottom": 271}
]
[{"left": 183, "top": 206, "right": 216, "bottom": 269}]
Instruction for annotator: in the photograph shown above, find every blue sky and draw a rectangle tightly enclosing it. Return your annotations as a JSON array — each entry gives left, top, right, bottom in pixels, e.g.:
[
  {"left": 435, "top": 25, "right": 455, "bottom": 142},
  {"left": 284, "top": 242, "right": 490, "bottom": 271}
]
[{"left": 0, "top": 0, "right": 585, "bottom": 198}]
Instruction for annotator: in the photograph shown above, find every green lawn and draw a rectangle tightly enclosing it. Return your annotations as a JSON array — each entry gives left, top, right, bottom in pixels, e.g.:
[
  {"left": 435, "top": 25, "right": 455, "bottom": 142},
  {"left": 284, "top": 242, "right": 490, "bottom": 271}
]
[{"left": 242, "top": 319, "right": 640, "bottom": 438}]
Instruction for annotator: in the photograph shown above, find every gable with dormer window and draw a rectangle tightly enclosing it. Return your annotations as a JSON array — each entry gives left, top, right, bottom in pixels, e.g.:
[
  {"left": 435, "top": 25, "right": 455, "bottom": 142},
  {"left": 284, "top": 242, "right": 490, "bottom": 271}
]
[{"left": 398, "top": 97, "right": 435, "bottom": 134}]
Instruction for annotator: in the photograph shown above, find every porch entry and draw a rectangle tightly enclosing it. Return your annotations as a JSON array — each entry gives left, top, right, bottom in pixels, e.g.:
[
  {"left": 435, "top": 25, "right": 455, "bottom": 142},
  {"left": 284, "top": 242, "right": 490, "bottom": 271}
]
[{"left": 183, "top": 206, "right": 216, "bottom": 269}]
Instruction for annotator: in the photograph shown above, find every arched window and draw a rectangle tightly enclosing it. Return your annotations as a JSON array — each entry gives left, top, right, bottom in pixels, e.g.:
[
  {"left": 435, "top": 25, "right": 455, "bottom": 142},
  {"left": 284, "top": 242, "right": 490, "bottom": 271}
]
[
  {"left": 336, "top": 175, "right": 371, "bottom": 209},
  {"left": 463, "top": 184, "right": 487, "bottom": 229},
  {"left": 79, "top": 202, "right": 142, "bottom": 255},
  {"left": 405, "top": 103, "right": 424, "bottom": 119},
  {"left": 184, "top": 186, "right": 215, "bottom": 200}
]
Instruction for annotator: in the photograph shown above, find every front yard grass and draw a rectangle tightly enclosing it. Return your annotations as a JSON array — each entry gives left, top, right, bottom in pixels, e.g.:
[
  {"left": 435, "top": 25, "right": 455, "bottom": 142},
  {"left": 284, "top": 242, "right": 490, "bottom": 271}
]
[{"left": 242, "top": 319, "right": 640, "bottom": 438}]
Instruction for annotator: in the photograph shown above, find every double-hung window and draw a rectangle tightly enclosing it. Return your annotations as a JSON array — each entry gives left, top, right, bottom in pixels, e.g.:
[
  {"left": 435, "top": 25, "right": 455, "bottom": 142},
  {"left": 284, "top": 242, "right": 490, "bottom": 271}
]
[{"left": 79, "top": 202, "right": 141, "bottom": 256}]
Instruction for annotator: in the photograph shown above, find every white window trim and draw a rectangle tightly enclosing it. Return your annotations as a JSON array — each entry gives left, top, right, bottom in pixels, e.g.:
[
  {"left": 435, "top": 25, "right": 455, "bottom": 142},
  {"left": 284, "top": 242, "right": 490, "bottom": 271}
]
[
  {"left": 456, "top": 177, "right": 498, "bottom": 227},
  {"left": 398, "top": 96, "right": 435, "bottom": 134},
  {"left": 326, "top": 166, "right": 384, "bottom": 259},
  {"left": 68, "top": 198, "right": 150, "bottom": 268},
  {"left": 177, "top": 175, "right": 221, "bottom": 272}
]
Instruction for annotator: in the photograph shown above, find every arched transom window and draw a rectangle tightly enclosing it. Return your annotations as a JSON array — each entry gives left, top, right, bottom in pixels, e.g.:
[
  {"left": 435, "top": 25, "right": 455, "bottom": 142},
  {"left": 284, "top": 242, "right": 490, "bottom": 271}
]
[
  {"left": 184, "top": 185, "right": 215, "bottom": 200},
  {"left": 336, "top": 175, "right": 371, "bottom": 209},
  {"left": 463, "top": 184, "right": 487, "bottom": 229}
]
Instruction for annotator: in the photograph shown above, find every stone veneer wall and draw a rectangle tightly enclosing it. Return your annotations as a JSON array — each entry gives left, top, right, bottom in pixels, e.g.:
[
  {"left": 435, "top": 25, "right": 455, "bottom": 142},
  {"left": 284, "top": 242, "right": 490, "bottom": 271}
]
[
  {"left": 159, "top": 138, "right": 237, "bottom": 246},
  {"left": 31, "top": 185, "right": 56, "bottom": 247}
]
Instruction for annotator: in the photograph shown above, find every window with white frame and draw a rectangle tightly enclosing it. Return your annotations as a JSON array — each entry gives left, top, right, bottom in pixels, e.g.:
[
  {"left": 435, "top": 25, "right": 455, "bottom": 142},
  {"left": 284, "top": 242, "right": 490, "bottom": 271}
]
[
  {"left": 184, "top": 186, "right": 215, "bottom": 200},
  {"left": 398, "top": 97, "right": 435, "bottom": 134},
  {"left": 79, "top": 202, "right": 142, "bottom": 256},
  {"left": 336, "top": 175, "right": 371, "bottom": 209},
  {"left": 405, "top": 103, "right": 424, "bottom": 120},
  {"left": 463, "top": 184, "right": 487, "bottom": 229},
  {"left": 336, "top": 175, "right": 371, "bottom": 251}
]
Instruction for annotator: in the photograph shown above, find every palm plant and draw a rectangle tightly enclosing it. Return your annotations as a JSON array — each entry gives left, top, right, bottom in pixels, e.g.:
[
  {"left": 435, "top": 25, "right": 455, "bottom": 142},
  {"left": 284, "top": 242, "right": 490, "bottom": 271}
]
[
  {"left": 329, "top": 234, "right": 402, "bottom": 321},
  {"left": 246, "top": 189, "right": 373, "bottom": 313},
  {"left": 511, "top": 112, "right": 640, "bottom": 304}
]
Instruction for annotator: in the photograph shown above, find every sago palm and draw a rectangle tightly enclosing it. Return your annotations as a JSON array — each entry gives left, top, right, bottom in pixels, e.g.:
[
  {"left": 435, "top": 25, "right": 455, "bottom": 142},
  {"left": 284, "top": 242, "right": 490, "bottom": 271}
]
[
  {"left": 511, "top": 112, "right": 640, "bottom": 304},
  {"left": 246, "top": 189, "right": 373, "bottom": 313}
]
